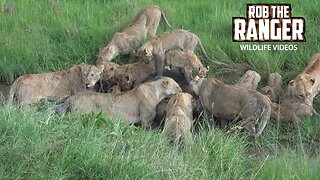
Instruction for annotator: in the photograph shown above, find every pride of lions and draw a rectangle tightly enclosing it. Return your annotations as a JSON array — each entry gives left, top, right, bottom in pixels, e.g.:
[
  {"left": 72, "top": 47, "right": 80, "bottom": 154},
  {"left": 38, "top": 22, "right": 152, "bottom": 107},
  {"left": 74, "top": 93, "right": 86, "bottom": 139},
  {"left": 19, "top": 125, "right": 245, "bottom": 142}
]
[{"left": 7, "top": 6, "right": 320, "bottom": 145}]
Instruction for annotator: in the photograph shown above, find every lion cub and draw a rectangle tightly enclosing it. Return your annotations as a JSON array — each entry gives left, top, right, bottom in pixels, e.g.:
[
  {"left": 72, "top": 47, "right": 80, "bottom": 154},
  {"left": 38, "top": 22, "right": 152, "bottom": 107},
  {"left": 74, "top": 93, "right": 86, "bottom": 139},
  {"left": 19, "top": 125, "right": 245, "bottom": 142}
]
[
  {"left": 97, "top": 6, "right": 173, "bottom": 63},
  {"left": 54, "top": 77, "right": 182, "bottom": 127},
  {"left": 137, "top": 29, "right": 227, "bottom": 79},
  {"left": 284, "top": 53, "right": 320, "bottom": 104},
  {"left": 261, "top": 73, "right": 283, "bottom": 103},
  {"left": 101, "top": 61, "right": 155, "bottom": 92},
  {"left": 189, "top": 76, "right": 271, "bottom": 138},
  {"left": 271, "top": 102, "right": 317, "bottom": 127},
  {"left": 165, "top": 50, "right": 208, "bottom": 83},
  {"left": 8, "top": 64, "right": 104, "bottom": 106},
  {"left": 236, "top": 70, "right": 261, "bottom": 90},
  {"left": 163, "top": 93, "right": 194, "bottom": 145}
]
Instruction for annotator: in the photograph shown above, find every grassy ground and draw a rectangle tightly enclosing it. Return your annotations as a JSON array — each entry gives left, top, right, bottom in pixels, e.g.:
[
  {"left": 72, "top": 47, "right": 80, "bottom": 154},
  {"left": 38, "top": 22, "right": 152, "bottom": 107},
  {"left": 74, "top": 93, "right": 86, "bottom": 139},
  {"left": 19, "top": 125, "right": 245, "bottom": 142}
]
[{"left": 1, "top": 0, "right": 320, "bottom": 178}]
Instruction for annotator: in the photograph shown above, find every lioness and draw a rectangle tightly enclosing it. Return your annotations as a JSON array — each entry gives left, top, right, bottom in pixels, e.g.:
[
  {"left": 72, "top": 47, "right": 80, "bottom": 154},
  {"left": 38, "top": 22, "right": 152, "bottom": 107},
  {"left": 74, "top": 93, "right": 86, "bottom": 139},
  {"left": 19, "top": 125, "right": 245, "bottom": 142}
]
[
  {"left": 284, "top": 53, "right": 320, "bottom": 103},
  {"left": 261, "top": 73, "right": 283, "bottom": 103},
  {"left": 236, "top": 70, "right": 261, "bottom": 90},
  {"left": 163, "top": 93, "right": 194, "bottom": 145},
  {"left": 97, "top": 6, "right": 173, "bottom": 64},
  {"left": 189, "top": 76, "right": 271, "bottom": 138},
  {"left": 8, "top": 64, "right": 104, "bottom": 106},
  {"left": 165, "top": 50, "right": 208, "bottom": 83},
  {"left": 54, "top": 77, "right": 182, "bottom": 127},
  {"left": 137, "top": 29, "right": 228, "bottom": 79}
]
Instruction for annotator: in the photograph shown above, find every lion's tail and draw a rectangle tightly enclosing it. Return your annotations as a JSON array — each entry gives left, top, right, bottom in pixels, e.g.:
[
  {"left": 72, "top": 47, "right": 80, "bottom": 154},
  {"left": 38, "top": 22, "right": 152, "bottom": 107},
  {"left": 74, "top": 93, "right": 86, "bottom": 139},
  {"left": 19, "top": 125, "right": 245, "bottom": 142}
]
[
  {"left": 196, "top": 37, "right": 230, "bottom": 68},
  {"left": 255, "top": 102, "right": 272, "bottom": 138},
  {"left": 160, "top": 10, "right": 173, "bottom": 30}
]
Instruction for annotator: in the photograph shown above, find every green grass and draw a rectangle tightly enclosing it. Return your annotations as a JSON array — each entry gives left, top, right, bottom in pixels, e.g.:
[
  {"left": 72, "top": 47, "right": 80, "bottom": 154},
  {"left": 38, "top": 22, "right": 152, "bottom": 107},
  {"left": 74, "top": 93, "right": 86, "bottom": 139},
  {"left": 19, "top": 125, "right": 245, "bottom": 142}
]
[
  {"left": 1, "top": 0, "right": 320, "bottom": 179},
  {"left": 1, "top": 106, "right": 319, "bottom": 179},
  {"left": 1, "top": 0, "right": 319, "bottom": 83},
  {"left": 0, "top": 106, "right": 252, "bottom": 179}
]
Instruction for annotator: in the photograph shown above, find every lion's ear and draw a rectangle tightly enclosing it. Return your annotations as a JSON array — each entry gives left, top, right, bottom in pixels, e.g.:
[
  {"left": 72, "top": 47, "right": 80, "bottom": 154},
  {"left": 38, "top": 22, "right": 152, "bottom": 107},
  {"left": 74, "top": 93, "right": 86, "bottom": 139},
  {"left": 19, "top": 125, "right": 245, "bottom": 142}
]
[
  {"left": 288, "top": 80, "right": 295, "bottom": 86},
  {"left": 79, "top": 64, "right": 85, "bottom": 72},
  {"left": 310, "top": 77, "right": 316, "bottom": 85},
  {"left": 97, "top": 64, "right": 104, "bottom": 72},
  {"left": 162, "top": 80, "right": 170, "bottom": 88}
]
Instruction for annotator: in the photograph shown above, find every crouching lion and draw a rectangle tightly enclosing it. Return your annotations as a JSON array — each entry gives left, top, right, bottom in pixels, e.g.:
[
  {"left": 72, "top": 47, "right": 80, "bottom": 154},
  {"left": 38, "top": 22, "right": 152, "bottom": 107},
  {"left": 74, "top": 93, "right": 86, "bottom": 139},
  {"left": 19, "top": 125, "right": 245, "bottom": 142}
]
[
  {"left": 261, "top": 73, "right": 283, "bottom": 103},
  {"left": 101, "top": 61, "right": 155, "bottom": 92},
  {"left": 163, "top": 93, "right": 195, "bottom": 145},
  {"left": 271, "top": 102, "right": 318, "bottom": 127},
  {"left": 236, "top": 70, "right": 261, "bottom": 90},
  {"left": 97, "top": 6, "right": 173, "bottom": 64},
  {"left": 54, "top": 77, "right": 182, "bottom": 127},
  {"left": 8, "top": 64, "right": 104, "bottom": 106},
  {"left": 189, "top": 76, "right": 271, "bottom": 138}
]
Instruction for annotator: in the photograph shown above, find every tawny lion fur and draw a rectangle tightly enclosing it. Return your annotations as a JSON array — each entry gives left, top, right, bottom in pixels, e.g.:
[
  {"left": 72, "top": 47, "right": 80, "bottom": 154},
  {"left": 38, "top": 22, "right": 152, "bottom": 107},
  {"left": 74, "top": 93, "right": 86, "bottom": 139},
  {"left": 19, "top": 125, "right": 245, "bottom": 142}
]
[
  {"left": 54, "top": 77, "right": 182, "bottom": 127},
  {"left": 236, "top": 70, "right": 261, "bottom": 90},
  {"left": 97, "top": 6, "right": 172, "bottom": 64},
  {"left": 8, "top": 64, "right": 104, "bottom": 106},
  {"left": 165, "top": 50, "right": 207, "bottom": 83},
  {"left": 163, "top": 93, "right": 194, "bottom": 145},
  {"left": 261, "top": 73, "right": 283, "bottom": 103},
  {"left": 101, "top": 61, "right": 155, "bottom": 92},
  {"left": 137, "top": 29, "right": 226, "bottom": 79},
  {"left": 284, "top": 53, "right": 320, "bottom": 104},
  {"left": 189, "top": 76, "right": 271, "bottom": 138},
  {"left": 270, "top": 102, "right": 317, "bottom": 126}
]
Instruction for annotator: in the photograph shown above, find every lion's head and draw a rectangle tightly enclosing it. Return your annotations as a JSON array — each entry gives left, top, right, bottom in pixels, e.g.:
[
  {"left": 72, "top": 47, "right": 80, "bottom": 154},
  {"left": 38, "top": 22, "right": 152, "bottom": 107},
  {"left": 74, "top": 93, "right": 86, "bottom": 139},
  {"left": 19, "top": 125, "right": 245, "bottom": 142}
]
[
  {"left": 159, "top": 77, "right": 182, "bottom": 96},
  {"left": 287, "top": 73, "right": 315, "bottom": 100},
  {"left": 97, "top": 45, "right": 119, "bottom": 62},
  {"left": 137, "top": 44, "right": 154, "bottom": 63},
  {"left": 80, "top": 64, "right": 104, "bottom": 89},
  {"left": 197, "top": 66, "right": 208, "bottom": 78},
  {"left": 189, "top": 76, "right": 206, "bottom": 95},
  {"left": 117, "top": 74, "right": 134, "bottom": 92}
]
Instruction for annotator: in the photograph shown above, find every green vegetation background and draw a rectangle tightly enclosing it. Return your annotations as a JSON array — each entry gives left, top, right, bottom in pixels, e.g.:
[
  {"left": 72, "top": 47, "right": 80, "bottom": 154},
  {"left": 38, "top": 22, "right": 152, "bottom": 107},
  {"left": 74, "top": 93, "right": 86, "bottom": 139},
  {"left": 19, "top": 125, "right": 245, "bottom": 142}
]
[{"left": 1, "top": 0, "right": 320, "bottom": 179}]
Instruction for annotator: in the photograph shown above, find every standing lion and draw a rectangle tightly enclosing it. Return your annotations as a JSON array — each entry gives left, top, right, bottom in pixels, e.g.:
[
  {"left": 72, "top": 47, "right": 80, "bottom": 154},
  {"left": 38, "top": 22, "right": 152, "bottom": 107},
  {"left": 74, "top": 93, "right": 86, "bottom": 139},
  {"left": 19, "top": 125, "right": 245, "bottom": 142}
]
[
  {"left": 97, "top": 6, "right": 173, "bottom": 64},
  {"left": 137, "top": 29, "right": 228, "bottom": 79},
  {"left": 189, "top": 76, "right": 271, "bottom": 138}
]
